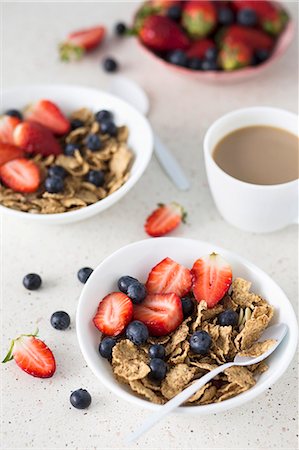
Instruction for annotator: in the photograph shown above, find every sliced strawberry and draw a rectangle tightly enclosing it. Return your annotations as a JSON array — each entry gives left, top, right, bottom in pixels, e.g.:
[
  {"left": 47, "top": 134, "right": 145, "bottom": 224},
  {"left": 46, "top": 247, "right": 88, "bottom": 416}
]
[
  {"left": 145, "top": 202, "right": 186, "bottom": 237},
  {"left": 59, "top": 25, "right": 106, "bottom": 61},
  {"left": 0, "top": 158, "right": 40, "bottom": 193},
  {"left": 133, "top": 293, "right": 183, "bottom": 336},
  {"left": 13, "top": 122, "right": 62, "bottom": 156},
  {"left": 192, "top": 253, "right": 232, "bottom": 308},
  {"left": 93, "top": 292, "right": 133, "bottom": 336},
  {"left": 0, "top": 142, "right": 25, "bottom": 167},
  {"left": 24, "top": 100, "right": 70, "bottom": 136},
  {"left": 146, "top": 257, "right": 192, "bottom": 297},
  {"left": 0, "top": 115, "right": 22, "bottom": 144},
  {"left": 2, "top": 331, "right": 56, "bottom": 378}
]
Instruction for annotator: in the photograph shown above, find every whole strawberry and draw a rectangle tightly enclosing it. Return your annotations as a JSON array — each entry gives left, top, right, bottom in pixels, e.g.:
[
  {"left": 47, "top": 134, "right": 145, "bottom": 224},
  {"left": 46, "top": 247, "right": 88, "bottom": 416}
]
[
  {"left": 59, "top": 25, "right": 106, "bottom": 61},
  {"left": 219, "top": 38, "right": 252, "bottom": 71},
  {"left": 182, "top": 1, "right": 217, "bottom": 39},
  {"left": 220, "top": 25, "right": 274, "bottom": 51},
  {"left": 139, "top": 15, "right": 190, "bottom": 51}
]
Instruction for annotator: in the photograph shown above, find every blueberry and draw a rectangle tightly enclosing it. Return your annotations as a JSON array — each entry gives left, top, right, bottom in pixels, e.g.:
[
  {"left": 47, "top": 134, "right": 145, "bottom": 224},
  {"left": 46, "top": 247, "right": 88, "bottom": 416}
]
[
  {"left": 149, "top": 358, "right": 167, "bottom": 381},
  {"left": 50, "top": 311, "right": 70, "bottom": 330},
  {"left": 77, "top": 267, "right": 93, "bottom": 284},
  {"left": 181, "top": 297, "right": 195, "bottom": 319},
  {"left": 64, "top": 143, "right": 80, "bottom": 156},
  {"left": 190, "top": 330, "right": 212, "bottom": 355},
  {"left": 237, "top": 8, "right": 258, "bottom": 27},
  {"left": 95, "top": 110, "right": 113, "bottom": 123},
  {"left": 125, "top": 320, "right": 149, "bottom": 345},
  {"left": 70, "top": 389, "right": 92, "bottom": 409},
  {"left": 118, "top": 276, "right": 138, "bottom": 294},
  {"left": 99, "top": 337, "right": 117, "bottom": 359},
  {"left": 100, "top": 121, "right": 117, "bottom": 136},
  {"left": 23, "top": 273, "right": 42, "bottom": 290},
  {"left": 103, "top": 57, "right": 119, "bottom": 73},
  {"left": 70, "top": 119, "right": 84, "bottom": 130},
  {"left": 48, "top": 165, "right": 67, "bottom": 179},
  {"left": 205, "top": 47, "right": 218, "bottom": 61},
  {"left": 127, "top": 282, "right": 147, "bottom": 304},
  {"left": 115, "top": 22, "right": 127, "bottom": 36},
  {"left": 187, "top": 57, "right": 202, "bottom": 70},
  {"left": 167, "top": 50, "right": 187, "bottom": 67},
  {"left": 45, "top": 176, "right": 64, "bottom": 193},
  {"left": 5, "top": 109, "right": 23, "bottom": 120},
  {"left": 167, "top": 5, "right": 182, "bottom": 21},
  {"left": 148, "top": 344, "right": 166, "bottom": 360},
  {"left": 218, "top": 309, "right": 238, "bottom": 327},
  {"left": 218, "top": 7, "right": 234, "bottom": 26},
  {"left": 201, "top": 60, "right": 218, "bottom": 71},
  {"left": 255, "top": 48, "right": 271, "bottom": 63},
  {"left": 86, "top": 134, "right": 101, "bottom": 151},
  {"left": 86, "top": 170, "right": 105, "bottom": 187}
]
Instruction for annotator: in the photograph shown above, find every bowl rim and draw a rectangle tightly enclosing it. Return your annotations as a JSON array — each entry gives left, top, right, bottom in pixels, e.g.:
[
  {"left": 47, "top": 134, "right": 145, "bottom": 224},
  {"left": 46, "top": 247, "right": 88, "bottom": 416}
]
[
  {"left": 1, "top": 84, "right": 153, "bottom": 222},
  {"left": 76, "top": 237, "right": 298, "bottom": 414}
]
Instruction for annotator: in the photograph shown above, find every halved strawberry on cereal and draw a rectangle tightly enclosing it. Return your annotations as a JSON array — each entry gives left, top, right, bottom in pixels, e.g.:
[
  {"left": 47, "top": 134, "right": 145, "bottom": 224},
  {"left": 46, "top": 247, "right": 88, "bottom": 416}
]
[
  {"left": 0, "top": 115, "right": 22, "bottom": 144},
  {"left": 93, "top": 292, "right": 133, "bottom": 336},
  {"left": 0, "top": 142, "right": 25, "bottom": 167},
  {"left": 0, "top": 158, "right": 40, "bottom": 193},
  {"left": 14, "top": 122, "right": 62, "bottom": 156},
  {"left": 146, "top": 257, "right": 192, "bottom": 297},
  {"left": 24, "top": 99, "right": 70, "bottom": 136}
]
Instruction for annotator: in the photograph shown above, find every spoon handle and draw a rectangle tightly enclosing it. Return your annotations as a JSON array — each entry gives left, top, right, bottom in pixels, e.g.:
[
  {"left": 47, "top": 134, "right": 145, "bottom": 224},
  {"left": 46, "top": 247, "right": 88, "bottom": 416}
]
[
  {"left": 125, "top": 361, "right": 233, "bottom": 444},
  {"left": 154, "top": 134, "right": 191, "bottom": 191}
]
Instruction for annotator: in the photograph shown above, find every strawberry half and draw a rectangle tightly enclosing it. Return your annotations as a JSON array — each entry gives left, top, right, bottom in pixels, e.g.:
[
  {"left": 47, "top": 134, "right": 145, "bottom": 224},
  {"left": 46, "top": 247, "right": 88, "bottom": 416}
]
[
  {"left": 59, "top": 25, "right": 106, "bottom": 61},
  {"left": 24, "top": 100, "right": 70, "bottom": 136},
  {"left": 0, "top": 142, "right": 25, "bottom": 167},
  {"left": 93, "top": 292, "right": 133, "bottom": 336},
  {"left": 145, "top": 202, "right": 186, "bottom": 237},
  {"left": 146, "top": 257, "right": 192, "bottom": 297},
  {"left": 0, "top": 115, "right": 22, "bottom": 144},
  {"left": 0, "top": 158, "right": 40, "bottom": 193},
  {"left": 14, "top": 122, "right": 62, "bottom": 156},
  {"left": 133, "top": 293, "right": 183, "bottom": 336},
  {"left": 192, "top": 253, "right": 232, "bottom": 308},
  {"left": 2, "top": 330, "right": 56, "bottom": 378}
]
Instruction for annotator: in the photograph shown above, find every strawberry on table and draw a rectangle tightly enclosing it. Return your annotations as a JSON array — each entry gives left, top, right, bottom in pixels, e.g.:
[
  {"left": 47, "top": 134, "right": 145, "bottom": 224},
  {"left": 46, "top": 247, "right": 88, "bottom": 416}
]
[
  {"left": 13, "top": 122, "right": 62, "bottom": 156},
  {"left": 219, "top": 39, "right": 252, "bottom": 70},
  {"left": 145, "top": 202, "right": 186, "bottom": 237},
  {"left": 24, "top": 99, "right": 70, "bottom": 136},
  {"left": 0, "top": 158, "right": 40, "bottom": 193},
  {"left": 186, "top": 38, "right": 215, "bottom": 59},
  {"left": 192, "top": 253, "right": 232, "bottom": 308},
  {"left": 182, "top": 1, "right": 217, "bottom": 39},
  {"left": 0, "top": 142, "right": 25, "bottom": 167},
  {"left": 2, "top": 330, "right": 56, "bottom": 378},
  {"left": 93, "top": 292, "right": 133, "bottom": 336},
  {"left": 59, "top": 25, "right": 106, "bottom": 61},
  {"left": 0, "top": 115, "right": 22, "bottom": 144},
  {"left": 146, "top": 257, "right": 192, "bottom": 297},
  {"left": 133, "top": 293, "right": 183, "bottom": 336}
]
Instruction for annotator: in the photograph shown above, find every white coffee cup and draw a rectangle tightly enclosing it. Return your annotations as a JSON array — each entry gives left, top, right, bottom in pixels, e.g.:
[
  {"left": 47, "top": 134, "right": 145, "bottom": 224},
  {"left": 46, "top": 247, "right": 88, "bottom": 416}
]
[{"left": 204, "top": 107, "right": 298, "bottom": 233}]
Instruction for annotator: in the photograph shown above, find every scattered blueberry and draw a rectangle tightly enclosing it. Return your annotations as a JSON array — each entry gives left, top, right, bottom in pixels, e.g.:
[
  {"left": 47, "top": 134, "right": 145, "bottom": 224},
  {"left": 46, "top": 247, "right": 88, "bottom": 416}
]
[
  {"left": 127, "top": 282, "right": 147, "bottom": 304},
  {"left": 167, "top": 50, "right": 187, "bottom": 67},
  {"left": 201, "top": 60, "right": 218, "bottom": 71},
  {"left": 77, "top": 267, "right": 93, "bottom": 284},
  {"left": 95, "top": 110, "right": 113, "bottom": 123},
  {"left": 70, "top": 389, "right": 92, "bottom": 409},
  {"left": 149, "top": 358, "right": 167, "bottom": 381},
  {"left": 118, "top": 276, "right": 138, "bottom": 294},
  {"left": 100, "top": 121, "right": 117, "bottom": 136},
  {"left": 45, "top": 176, "right": 64, "bottom": 193},
  {"left": 148, "top": 344, "right": 166, "bottom": 360},
  {"left": 70, "top": 119, "right": 84, "bottom": 130},
  {"left": 86, "top": 170, "right": 105, "bottom": 187},
  {"left": 99, "top": 337, "right": 117, "bottom": 359},
  {"left": 237, "top": 8, "right": 257, "bottom": 27},
  {"left": 64, "top": 143, "right": 80, "bottom": 156},
  {"left": 218, "top": 309, "right": 238, "bottom": 327},
  {"left": 48, "top": 165, "right": 67, "bottom": 179},
  {"left": 103, "top": 57, "right": 119, "bottom": 73},
  {"left": 50, "top": 311, "right": 70, "bottom": 330},
  {"left": 255, "top": 48, "right": 271, "bottom": 63},
  {"left": 115, "top": 22, "right": 127, "bottom": 36},
  {"left": 187, "top": 57, "right": 202, "bottom": 70},
  {"left": 23, "top": 273, "right": 42, "bottom": 290},
  {"left": 190, "top": 330, "right": 212, "bottom": 355},
  {"left": 5, "top": 109, "right": 23, "bottom": 120},
  {"left": 126, "top": 320, "right": 149, "bottom": 345},
  {"left": 167, "top": 4, "right": 182, "bottom": 21},
  {"left": 218, "top": 7, "right": 234, "bottom": 25},
  {"left": 86, "top": 134, "right": 101, "bottom": 151},
  {"left": 205, "top": 47, "right": 218, "bottom": 61},
  {"left": 181, "top": 297, "right": 195, "bottom": 319}
]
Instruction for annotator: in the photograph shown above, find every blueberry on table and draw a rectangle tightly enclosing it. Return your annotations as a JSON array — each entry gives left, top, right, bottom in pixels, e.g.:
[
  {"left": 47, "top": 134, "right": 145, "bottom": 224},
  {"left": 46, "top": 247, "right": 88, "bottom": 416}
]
[
  {"left": 71, "top": 119, "right": 84, "bottom": 130},
  {"left": 50, "top": 311, "right": 71, "bottom": 330},
  {"left": 149, "top": 358, "right": 167, "bottom": 381},
  {"left": 100, "top": 121, "right": 117, "bottom": 137},
  {"left": 218, "top": 309, "right": 238, "bottom": 327},
  {"left": 86, "top": 134, "right": 101, "bottom": 151},
  {"left": 64, "top": 143, "right": 80, "bottom": 156},
  {"left": 95, "top": 110, "right": 113, "bottom": 123},
  {"left": 45, "top": 176, "right": 64, "bottom": 193},
  {"left": 127, "top": 282, "right": 147, "bottom": 304},
  {"left": 118, "top": 276, "right": 138, "bottom": 294},
  {"left": 48, "top": 165, "right": 67, "bottom": 179},
  {"left": 70, "top": 389, "right": 92, "bottom": 409},
  {"left": 125, "top": 320, "right": 149, "bottom": 345},
  {"left": 86, "top": 170, "right": 105, "bottom": 187},
  {"left": 167, "top": 50, "right": 187, "bottom": 67},
  {"left": 103, "top": 57, "right": 119, "bottom": 73},
  {"left": 190, "top": 330, "right": 212, "bottom": 355},
  {"left": 115, "top": 22, "right": 127, "bottom": 36},
  {"left": 218, "top": 7, "right": 234, "bottom": 26},
  {"left": 167, "top": 5, "right": 182, "bottom": 21},
  {"left": 149, "top": 344, "right": 166, "bottom": 360},
  {"left": 99, "top": 337, "right": 117, "bottom": 359},
  {"left": 187, "top": 57, "right": 202, "bottom": 70},
  {"left": 23, "top": 273, "right": 42, "bottom": 290},
  {"left": 77, "top": 267, "right": 93, "bottom": 284},
  {"left": 237, "top": 8, "right": 258, "bottom": 27},
  {"left": 5, "top": 109, "right": 23, "bottom": 120},
  {"left": 181, "top": 297, "right": 195, "bottom": 319}
]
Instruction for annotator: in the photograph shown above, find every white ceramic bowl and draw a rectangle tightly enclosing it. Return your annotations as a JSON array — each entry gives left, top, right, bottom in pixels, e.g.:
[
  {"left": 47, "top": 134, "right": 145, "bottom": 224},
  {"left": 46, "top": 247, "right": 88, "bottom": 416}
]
[
  {"left": 1, "top": 85, "right": 153, "bottom": 224},
  {"left": 76, "top": 237, "right": 298, "bottom": 414}
]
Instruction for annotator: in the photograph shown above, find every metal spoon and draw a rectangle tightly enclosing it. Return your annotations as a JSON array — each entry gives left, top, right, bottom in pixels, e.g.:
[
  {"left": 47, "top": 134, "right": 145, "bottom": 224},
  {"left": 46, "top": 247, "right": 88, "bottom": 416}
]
[
  {"left": 125, "top": 322, "right": 288, "bottom": 444},
  {"left": 109, "top": 75, "right": 191, "bottom": 191}
]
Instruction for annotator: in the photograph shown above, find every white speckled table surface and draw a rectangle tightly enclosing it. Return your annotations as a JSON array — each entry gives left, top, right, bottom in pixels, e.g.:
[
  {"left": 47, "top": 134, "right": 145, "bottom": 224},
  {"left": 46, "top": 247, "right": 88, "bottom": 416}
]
[{"left": 1, "top": 1, "right": 298, "bottom": 449}]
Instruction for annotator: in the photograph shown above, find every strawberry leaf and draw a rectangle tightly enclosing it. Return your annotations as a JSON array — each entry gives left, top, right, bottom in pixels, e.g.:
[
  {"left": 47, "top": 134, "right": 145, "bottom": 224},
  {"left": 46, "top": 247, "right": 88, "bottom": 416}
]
[{"left": 2, "top": 339, "right": 15, "bottom": 363}]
